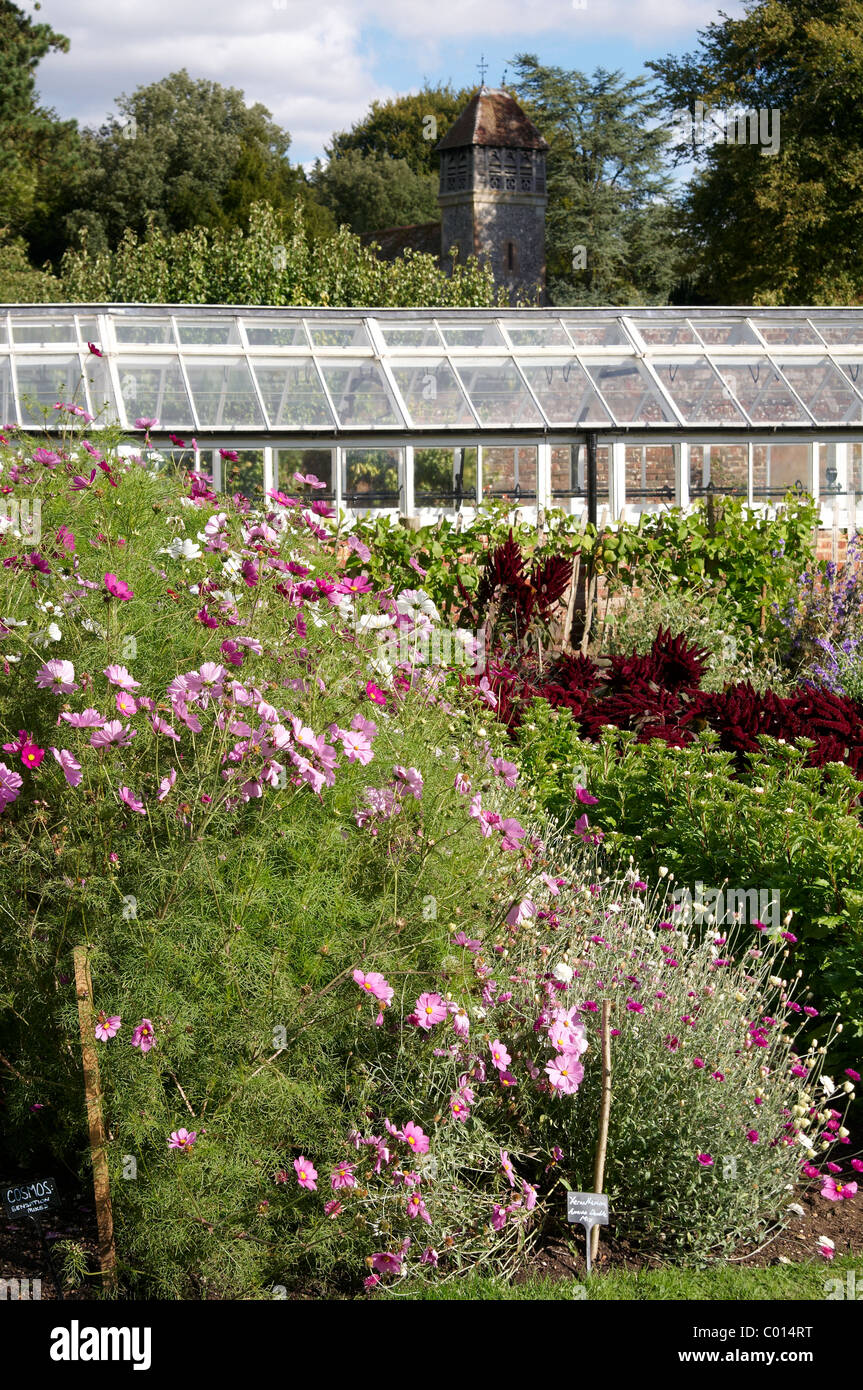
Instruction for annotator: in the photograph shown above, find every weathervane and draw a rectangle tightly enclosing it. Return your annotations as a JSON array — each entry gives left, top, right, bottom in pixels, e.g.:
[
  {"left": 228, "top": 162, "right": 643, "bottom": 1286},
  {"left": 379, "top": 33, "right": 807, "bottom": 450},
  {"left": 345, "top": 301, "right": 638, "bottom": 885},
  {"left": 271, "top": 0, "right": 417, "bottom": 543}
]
[{"left": 477, "top": 54, "right": 488, "bottom": 87}]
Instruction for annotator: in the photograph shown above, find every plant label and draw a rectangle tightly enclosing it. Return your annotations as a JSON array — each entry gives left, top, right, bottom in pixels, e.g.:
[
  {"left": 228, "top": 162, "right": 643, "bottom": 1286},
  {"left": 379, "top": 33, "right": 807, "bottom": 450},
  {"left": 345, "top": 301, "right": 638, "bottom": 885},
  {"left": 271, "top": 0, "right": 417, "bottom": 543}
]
[{"left": 2, "top": 1176, "right": 60, "bottom": 1220}]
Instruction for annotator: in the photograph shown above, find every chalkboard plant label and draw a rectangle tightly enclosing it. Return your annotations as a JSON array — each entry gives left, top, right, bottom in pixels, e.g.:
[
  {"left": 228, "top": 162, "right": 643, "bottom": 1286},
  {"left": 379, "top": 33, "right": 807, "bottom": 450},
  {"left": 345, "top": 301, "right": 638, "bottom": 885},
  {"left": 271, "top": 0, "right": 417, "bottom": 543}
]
[
  {"left": 2, "top": 1176, "right": 60, "bottom": 1220},
  {"left": 566, "top": 1191, "right": 609, "bottom": 1274}
]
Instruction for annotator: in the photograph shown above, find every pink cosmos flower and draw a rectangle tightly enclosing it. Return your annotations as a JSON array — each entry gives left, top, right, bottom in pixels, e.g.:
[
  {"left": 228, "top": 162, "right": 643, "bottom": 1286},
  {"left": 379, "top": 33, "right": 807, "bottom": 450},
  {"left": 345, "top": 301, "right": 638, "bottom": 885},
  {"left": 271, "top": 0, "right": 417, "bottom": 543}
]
[
  {"left": 60, "top": 709, "right": 104, "bottom": 728},
  {"left": 104, "top": 573, "right": 134, "bottom": 601},
  {"left": 522, "top": 1181, "right": 537, "bottom": 1211},
  {"left": 151, "top": 716, "right": 181, "bottom": 741},
  {"left": 489, "top": 1039, "right": 511, "bottom": 1072},
  {"left": 90, "top": 720, "right": 135, "bottom": 749},
  {"left": 119, "top": 786, "right": 145, "bottom": 814},
  {"left": 134, "top": 417, "right": 159, "bottom": 430},
  {"left": 131, "top": 1019, "right": 156, "bottom": 1053},
  {"left": 402, "top": 1122, "right": 430, "bottom": 1156},
  {"left": 293, "top": 1156, "right": 318, "bottom": 1190},
  {"left": 500, "top": 1150, "right": 516, "bottom": 1187},
  {"left": 415, "top": 992, "right": 447, "bottom": 1030},
  {"left": 545, "top": 1053, "right": 584, "bottom": 1095},
  {"left": 365, "top": 681, "right": 387, "bottom": 707},
  {"left": 370, "top": 1251, "right": 403, "bottom": 1276},
  {"left": 325, "top": 1200, "right": 342, "bottom": 1218},
  {"left": 420, "top": 1247, "right": 438, "bottom": 1266},
  {"left": 330, "top": 1163, "right": 356, "bottom": 1190},
  {"left": 450, "top": 1094, "right": 471, "bottom": 1122},
  {"left": 816, "top": 1237, "right": 835, "bottom": 1261},
  {"left": 94, "top": 1013, "right": 121, "bottom": 1042},
  {"left": 491, "top": 1204, "right": 508, "bottom": 1231},
  {"left": 0, "top": 762, "right": 24, "bottom": 811},
  {"left": 407, "top": 1191, "right": 432, "bottom": 1224},
  {"left": 454, "top": 772, "right": 471, "bottom": 795},
  {"left": 115, "top": 691, "right": 138, "bottom": 716},
  {"left": 157, "top": 768, "right": 177, "bottom": 802},
  {"left": 450, "top": 1004, "right": 470, "bottom": 1038},
  {"left": 821, "top": 1176, "right": 857, "bottom": 1202},
  {"left": 352, "top": 970, "right": 394, "bottom": 1005},
  {"left": 35, "top": 659, "right": 78, "bottom": 694},
  {"left": 168, "top": 1128, "right": 197, "bottom": 1151},
  {"left": 33, "top": 447, "right": 63, "bottom": 467},
  {"left": 70, "top": 468, "right": 97, "bottom": 490},
  {"left": 697, "top": 1153, "right": 714, "bottom": 1167},
  {"left": 393, "top": 765, "right": 423, "bottom": 799},
  {"left": 498, "top": 1070, "right": 517, "bottom": 1088},
  {"left": 51, "top": 747, "right": 82, "bottom": 787},
  {"left": 491, "top": 757, "right": 519, "bottom": 787}
]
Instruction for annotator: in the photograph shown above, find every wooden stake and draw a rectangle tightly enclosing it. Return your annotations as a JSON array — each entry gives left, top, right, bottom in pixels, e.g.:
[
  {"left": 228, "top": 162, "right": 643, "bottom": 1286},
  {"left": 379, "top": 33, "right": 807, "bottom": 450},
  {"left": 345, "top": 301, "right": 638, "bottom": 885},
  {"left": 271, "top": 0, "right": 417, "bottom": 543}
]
[
  {"left": 590, "top": 999, "right": 612, "bottom": 1263},
  {"left": 73, "top": 946, "right": 117, "bottom": 1291}
]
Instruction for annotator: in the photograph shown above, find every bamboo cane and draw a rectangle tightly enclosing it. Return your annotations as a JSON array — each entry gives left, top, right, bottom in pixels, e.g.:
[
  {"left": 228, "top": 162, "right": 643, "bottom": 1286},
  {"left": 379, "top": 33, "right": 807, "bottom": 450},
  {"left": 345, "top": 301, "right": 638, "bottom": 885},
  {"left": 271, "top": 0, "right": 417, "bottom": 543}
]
[
  {"left": 590, "top": 999, "right": 612, "bottom": 1263},
  {"left": 73, "top": 946, "right": 117, "bottom": 1290}
]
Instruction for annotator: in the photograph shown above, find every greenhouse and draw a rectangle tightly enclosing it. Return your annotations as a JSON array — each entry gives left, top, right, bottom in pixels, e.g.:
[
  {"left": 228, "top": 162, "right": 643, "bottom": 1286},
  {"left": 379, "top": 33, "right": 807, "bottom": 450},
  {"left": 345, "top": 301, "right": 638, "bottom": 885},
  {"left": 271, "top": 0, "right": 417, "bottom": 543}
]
[{"left": 3, "top": 303, "right": 863, "bottom": 530}]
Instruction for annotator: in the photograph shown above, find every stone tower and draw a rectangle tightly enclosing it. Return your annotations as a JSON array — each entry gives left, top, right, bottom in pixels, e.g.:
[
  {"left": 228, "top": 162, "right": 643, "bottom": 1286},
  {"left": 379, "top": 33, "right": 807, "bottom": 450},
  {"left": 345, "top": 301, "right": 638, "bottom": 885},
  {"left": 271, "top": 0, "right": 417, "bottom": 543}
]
[{"left": 435, "top": 87, "right": 548, "bottom": 303}]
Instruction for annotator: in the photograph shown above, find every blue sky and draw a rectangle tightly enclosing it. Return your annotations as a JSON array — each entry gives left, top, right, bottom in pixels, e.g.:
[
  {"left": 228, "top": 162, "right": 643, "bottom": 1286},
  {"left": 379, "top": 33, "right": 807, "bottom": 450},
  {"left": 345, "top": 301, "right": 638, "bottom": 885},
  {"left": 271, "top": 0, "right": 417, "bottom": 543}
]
[{"left": 32, "top": 0, "right": 746, "bottom": 167}]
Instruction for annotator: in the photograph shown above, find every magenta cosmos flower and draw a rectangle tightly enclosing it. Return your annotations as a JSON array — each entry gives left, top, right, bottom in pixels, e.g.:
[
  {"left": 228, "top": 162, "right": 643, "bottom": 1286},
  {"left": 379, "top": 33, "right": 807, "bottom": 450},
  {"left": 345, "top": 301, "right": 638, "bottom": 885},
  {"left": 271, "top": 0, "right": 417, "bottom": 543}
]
[
  {"left": 352, "top": 970, "right": 394, "bottom": 1005},
  {"left": 370, "top": 1251, "right": 403, "bottom": 1276},
  {"left": 821, "top": 1176, "right": 858, "bottom": 1202},
  {"left": 294, "top": 1156, "right": 318, "bottom": 1190},
  {"left": 415, "top": 992, "right": 447, "bottom": 1030},
  {"left": 94, "top": 1012, "right": 121, "bottom": 1042},
  {"left": 20, "top": 743, "right": 45, "bottom": 770},
  {"left": 402, "top": 1121, "right": 430, "bottom": 1156},
  {"left": 131, "top": 1019, "right": 156, "bottom": 1053},
  {"left": 104, "top": 573, "right": 134, "bottom": 601},
  {"left": 697, "top": 1153, "right": 714, "bottom": 1167},
  {"left": 365, "top": 680, "right": 387, "bottom": 707},
  {"left": 168, "top": 1128, "right": 197, "bottom": 1151},
  {"left": 330, "top": 1163, "right": 356, "bottom": 1191}
]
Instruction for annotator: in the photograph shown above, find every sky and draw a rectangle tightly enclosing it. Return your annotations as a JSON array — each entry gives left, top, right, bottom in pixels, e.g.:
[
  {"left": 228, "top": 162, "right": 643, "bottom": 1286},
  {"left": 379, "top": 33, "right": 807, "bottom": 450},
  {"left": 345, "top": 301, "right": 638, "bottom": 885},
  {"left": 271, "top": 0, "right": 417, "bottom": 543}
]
[{"left": 30, "top": 0, "right": 747, "bottom": 167}]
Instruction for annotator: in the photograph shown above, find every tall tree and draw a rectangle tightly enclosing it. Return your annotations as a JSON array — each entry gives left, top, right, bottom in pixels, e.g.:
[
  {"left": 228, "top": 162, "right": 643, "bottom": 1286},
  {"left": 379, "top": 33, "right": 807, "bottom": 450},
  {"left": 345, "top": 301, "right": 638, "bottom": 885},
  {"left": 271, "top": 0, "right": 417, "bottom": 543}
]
[
  {"left": 649, "top": 0, "right": 863, "bottom": 303},
  {"left": 63, "top": 71, "right": 333, "bottom": 254},
  {"left": 510, "top": 55, "right": 683, "bottom": 305},
  {"left": 0, "top": 1, "right": 80, "bottom": 260},
  {"left": 325, "top": 84, "right": 475, "bottom": 178},
  {"left": 311, "top": 148, "right": 438, "bottom": 235}
]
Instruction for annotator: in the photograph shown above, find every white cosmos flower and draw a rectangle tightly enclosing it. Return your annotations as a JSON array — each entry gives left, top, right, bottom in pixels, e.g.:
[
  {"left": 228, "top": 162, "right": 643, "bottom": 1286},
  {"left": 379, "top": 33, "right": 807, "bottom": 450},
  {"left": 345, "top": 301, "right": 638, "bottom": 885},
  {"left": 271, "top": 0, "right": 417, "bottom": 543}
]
[{"left": 161, "top": 537, "right": 202, "bottom": 561}]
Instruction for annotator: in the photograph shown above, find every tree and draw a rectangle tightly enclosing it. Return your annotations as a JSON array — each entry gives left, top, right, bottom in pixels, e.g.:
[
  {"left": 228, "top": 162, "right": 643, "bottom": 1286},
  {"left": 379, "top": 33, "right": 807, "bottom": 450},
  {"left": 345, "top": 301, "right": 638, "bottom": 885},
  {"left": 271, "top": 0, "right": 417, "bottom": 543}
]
[
  {"left": 509, "top": 55, "right": 684, "bottom": 305},
  {"left": 0, "top": 233, "right": 63, "bottom": 301},
  {"left": 311, "top": 148, "right": 438, "bottom": 235},
  {"left": 60, "top": 199, "right": 508, "bottom": 308},
  {"left": 325, "top": 84, "right": 475, "bottom": 178},
  {"left": 0, "top": 1, "right": 81, "bottom": 262},
  {"left": 648, "top": 0, "right": 863, "bottom": 303},
  {"left": 61, "top": 71, "right": 333, "bottom": 255}
]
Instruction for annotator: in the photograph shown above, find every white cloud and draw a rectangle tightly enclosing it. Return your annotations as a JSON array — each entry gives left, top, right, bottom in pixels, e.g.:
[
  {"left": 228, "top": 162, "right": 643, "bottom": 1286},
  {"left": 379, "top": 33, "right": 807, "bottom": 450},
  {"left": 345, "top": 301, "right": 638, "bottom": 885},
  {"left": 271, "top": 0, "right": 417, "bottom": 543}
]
[{"left": 33, "top": 0, "right": 746, "bottom": 161}]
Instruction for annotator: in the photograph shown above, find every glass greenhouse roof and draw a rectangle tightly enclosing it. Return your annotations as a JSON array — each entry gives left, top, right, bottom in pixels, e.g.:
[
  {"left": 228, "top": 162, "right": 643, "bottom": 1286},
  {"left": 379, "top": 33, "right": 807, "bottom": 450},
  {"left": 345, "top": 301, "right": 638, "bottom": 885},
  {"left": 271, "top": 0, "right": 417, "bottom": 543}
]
[{"left": 6, "top": 305, "right": 863, "bottom": 437}]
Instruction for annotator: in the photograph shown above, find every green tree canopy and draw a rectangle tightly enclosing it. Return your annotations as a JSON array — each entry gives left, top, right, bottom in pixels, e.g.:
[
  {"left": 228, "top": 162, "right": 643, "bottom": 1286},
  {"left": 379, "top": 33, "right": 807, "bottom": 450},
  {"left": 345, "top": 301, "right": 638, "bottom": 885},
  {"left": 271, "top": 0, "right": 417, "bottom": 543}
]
[
  {"left": 60, "top": 199, "right": 506, "bottom": 308},
  {"left": 311, "top": 148, "right": 438, "bottom": 236},
  {"left": 62, "top": 71, "right": 334, "bottom": 256},
  {"left": 649, "top": 0, "right": 863, "bottom": 303},
  {"left": 510, "top": 55, "right": 683, "bottom": 306},
  {"left": 325, "top": 83, "right": 474, "bottom": 177}
]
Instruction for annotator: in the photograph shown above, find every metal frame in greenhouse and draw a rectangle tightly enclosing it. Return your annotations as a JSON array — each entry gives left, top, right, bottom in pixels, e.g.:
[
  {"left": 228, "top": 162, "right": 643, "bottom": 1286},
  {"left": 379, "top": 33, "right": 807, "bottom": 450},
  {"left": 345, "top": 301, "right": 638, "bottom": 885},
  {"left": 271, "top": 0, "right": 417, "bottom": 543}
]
[{"left": 3, "top": 303, "right": 863, "bottom": 529}]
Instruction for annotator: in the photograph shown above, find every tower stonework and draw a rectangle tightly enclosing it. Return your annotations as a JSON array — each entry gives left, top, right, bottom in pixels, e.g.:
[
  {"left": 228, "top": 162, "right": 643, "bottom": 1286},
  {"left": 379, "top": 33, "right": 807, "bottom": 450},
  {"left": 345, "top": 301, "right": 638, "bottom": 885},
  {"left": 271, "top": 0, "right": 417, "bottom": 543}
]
[{"left": 436, "top": 88, "right": 548, "bottom": 304}]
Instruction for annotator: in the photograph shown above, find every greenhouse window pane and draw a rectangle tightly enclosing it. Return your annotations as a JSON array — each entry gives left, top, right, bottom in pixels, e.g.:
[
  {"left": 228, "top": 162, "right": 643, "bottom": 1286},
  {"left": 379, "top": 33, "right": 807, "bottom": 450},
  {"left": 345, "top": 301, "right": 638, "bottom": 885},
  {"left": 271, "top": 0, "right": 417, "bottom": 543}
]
[
  {"left": 0, "top": 359, "right": 14, "bottom": 421},
  {"left": 0, "top": 320, "right": 8, "bottom": 346},
  {"left": 389, "top": 359, "right": 475, "bottom": 426},
  {"left": 813, "top": 321, "right": 863, "bottom": 346},
  {"left": 176, "top": 318, "right": 242, "bottom": 346},
  {"left": 501, "top": 320, "right": 570, "bottom": 347},
  {"left": 343, "top": 448, "right": 401, "bottom": 509},
  {"left": 15, "top": 356, "right": 85, "bottom": 425},
  {"left": 518, "top": 359, "right": 613, "bottom": 425},
  {"left": 582, "top": 359, "right": 678, "bottom": 424},
  {"left": 711, "top": 360, "right": 809, "bottom": 423},
  {"left": 652, "top": 359, "right": 746, "bottom": 424},
  {"left": 75, "top": 318, "right": 100, "bottom": 347},
  {"left": 755, "top": 321, "right": 823, "bottom": 345},
  {"left": 439, "top": 321, "right": 505, "bottom": 348},
  {"left": 775, "top": 359, "right": 863, "bottom": 424},
  {"left": 318, "top": 361, "right": 401, "bottom": 428},
  {"left": 633, "top": 320, "right": 699, "bottom": 346},
  {"left": 562, "top": 320, "right": 630, "bottom": 347},
  {"left": 117, "top": 358, "right": 194, "bottom": 428},
  {"left": 308, "top": 321, "right": 371, "bottom": 349},
  {"left": 453, "top": 359, "right": 542, "bottom": 426},
  {"left": 251, "top": 359, "right": 333, "bottom": 428},
  {"left": 82, "top": 356, "right": 120, "bottom": 424},
  {"left": 377, "top": 322, "right": 443, "bottom": 349},
  {"left": 184, "top": 358, "right": 264, "bottom": 427},
  {"left": 834, "top": 360, "right": 863, "bottom": 398},
  {"left": 694, "top": 320, "right": 760, "bottom": 346},
  {"left": 113, "top": 319, "right": 175, "bottom": 345},
  {"left": 243, "top": 323, "right": 308, "bottom": 347},
  {"left": 276, "top": 449, "right": 333, "bottom": 497},
  {"left": 12, "top": 320, "right": 78, "bottom": 346}
]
